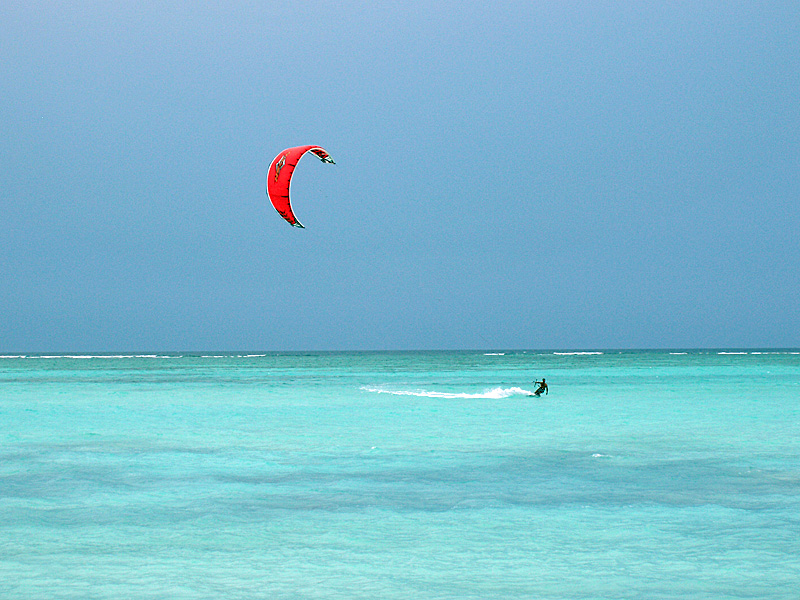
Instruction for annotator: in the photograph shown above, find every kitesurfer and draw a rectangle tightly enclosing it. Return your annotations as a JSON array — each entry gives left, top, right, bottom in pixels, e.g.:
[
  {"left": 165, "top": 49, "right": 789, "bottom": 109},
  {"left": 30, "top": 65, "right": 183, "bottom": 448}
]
[{"left": 533, "top": 379, "right": 548, "bottom": 397}]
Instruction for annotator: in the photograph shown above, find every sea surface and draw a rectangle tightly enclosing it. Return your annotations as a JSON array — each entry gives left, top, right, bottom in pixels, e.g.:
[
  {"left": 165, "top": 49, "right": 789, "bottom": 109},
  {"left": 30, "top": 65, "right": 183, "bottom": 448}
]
[{"left": 1, "top": 350, "right": 798, "bottom": 599}]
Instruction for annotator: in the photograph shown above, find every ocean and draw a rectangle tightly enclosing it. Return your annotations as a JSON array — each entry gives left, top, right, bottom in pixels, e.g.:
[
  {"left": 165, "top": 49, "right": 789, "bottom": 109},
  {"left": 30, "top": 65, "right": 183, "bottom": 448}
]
[{"left": 1, "top": 350, "right": 798, "bottom": 599}]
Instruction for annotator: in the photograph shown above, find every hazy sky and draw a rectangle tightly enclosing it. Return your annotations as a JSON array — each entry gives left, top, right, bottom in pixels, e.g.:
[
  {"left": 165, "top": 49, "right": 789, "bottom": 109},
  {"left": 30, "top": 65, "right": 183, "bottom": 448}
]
[{"left": 2, "top": 1, "right": 798, "bottom": 352}]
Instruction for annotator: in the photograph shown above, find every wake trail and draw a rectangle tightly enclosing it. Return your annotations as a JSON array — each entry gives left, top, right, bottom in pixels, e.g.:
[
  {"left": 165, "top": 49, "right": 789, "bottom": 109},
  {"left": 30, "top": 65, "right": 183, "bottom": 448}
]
[{"left": 362, "top": 386, "right": 535, "bottom": 399}]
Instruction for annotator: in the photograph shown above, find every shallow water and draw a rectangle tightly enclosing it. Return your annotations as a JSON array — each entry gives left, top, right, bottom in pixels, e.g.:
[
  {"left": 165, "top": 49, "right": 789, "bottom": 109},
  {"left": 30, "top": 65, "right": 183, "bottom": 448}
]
[{"left": 2, "top": 351, "right": 798, "bottom": 598}]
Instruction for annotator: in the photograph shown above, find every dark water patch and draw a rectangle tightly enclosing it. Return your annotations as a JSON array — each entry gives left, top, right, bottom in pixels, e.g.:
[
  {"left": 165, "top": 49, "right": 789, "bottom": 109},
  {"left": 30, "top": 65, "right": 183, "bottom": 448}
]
[{"left": 3, "top": 444, "right": 799, "bottom": 521}]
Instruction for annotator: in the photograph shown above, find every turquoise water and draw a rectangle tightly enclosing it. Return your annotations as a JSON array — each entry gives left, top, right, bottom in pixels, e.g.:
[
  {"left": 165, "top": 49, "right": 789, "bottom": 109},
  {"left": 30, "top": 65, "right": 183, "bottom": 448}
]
[{"left": 1, "top": 350, "right": 798, "bottom": 599}]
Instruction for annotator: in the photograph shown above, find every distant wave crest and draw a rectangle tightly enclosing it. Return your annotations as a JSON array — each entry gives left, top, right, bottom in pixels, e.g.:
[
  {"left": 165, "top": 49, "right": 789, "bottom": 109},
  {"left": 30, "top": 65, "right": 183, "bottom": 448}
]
[
  {"left": 362, "top": 386, "right": 533, "bottom": 399},
  {"left": 0, "top": 353, "right": 270, "bottom": 360},
  {"left": 0, "top": 354, "right": 181, "bottom": 359}
]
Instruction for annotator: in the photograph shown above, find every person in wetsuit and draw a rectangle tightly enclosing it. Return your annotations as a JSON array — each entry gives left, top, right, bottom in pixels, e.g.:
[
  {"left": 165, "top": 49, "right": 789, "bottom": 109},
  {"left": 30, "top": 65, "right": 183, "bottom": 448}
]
[{"left": 533, "top": 378, "right": 548, "bottom": 397}]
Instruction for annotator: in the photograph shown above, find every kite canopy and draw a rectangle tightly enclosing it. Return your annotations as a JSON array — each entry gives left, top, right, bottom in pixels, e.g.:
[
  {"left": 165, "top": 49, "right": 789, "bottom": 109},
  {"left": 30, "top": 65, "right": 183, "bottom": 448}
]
[{"left": 266, "top": 145, "right": 335, "bottom": 228}]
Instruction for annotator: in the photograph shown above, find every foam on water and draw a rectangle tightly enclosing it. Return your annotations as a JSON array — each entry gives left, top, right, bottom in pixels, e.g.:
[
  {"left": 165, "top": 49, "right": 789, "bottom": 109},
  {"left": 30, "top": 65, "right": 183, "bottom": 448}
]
[{"left": 362, "top": 386, "right": 534, "bottom": 399}]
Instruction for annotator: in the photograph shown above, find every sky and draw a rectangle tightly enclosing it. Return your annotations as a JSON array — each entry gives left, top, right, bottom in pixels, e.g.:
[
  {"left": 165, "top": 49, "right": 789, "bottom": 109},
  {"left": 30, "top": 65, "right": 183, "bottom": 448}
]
[{"left": 2, "top": 1, "right": 799, "bottom": 352}]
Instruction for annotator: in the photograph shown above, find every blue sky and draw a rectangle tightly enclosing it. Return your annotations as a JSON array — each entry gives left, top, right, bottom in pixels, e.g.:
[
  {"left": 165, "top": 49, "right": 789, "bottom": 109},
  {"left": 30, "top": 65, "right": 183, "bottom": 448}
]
[{"left": 2, "top": 1, "right": 798, "bottom": 351}]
